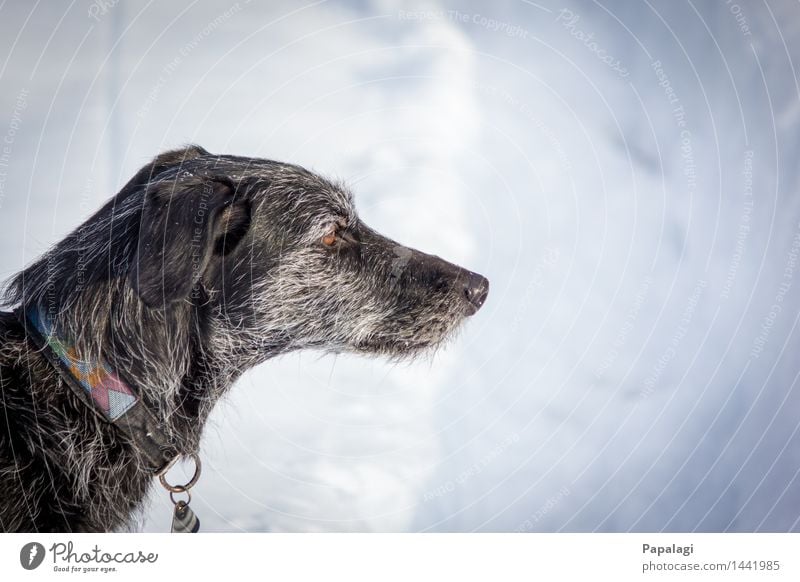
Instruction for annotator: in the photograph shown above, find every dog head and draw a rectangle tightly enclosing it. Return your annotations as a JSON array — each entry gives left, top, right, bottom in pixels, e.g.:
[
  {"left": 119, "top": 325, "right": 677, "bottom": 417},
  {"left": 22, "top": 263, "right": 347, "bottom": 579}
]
[
  {"left": 8, "top": 145, "right": 489, "bottom": 366},
  {"left": 129, "top": 146, "right": 489, "bottom": 362}
]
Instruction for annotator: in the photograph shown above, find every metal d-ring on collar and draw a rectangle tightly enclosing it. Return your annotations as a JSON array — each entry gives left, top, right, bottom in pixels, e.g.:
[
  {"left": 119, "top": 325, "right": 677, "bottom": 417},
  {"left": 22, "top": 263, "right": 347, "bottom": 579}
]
[{"left": 157, "top": 453, "right": 202, "bottom": 494}]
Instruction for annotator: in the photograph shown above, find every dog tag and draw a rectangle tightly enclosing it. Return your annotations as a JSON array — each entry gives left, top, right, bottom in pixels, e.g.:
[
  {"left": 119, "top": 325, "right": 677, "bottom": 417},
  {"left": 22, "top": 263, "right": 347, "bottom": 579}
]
[{"left": 171, "top": 501, "right": 200, "bottom": 533}]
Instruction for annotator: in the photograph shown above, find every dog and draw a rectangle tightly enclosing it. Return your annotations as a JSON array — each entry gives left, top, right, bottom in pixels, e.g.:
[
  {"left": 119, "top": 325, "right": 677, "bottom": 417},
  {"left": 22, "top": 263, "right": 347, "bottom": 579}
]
[{"left": 0, "top": 145, "right": 489, "bottom": 532}]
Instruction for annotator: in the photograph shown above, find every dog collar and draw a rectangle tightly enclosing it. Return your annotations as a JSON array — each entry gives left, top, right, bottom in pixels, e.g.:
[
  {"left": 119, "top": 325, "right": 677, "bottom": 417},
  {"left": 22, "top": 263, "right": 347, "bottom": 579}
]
[{"left": 19, "top": 306, "right": 180, "bottom": 474}]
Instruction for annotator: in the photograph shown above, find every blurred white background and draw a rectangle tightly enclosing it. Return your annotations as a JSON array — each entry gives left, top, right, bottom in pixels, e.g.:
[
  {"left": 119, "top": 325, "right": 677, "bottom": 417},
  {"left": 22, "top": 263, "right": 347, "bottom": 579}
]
[{"left": 1, "top": 0, "right": 799, "bottom": 532}]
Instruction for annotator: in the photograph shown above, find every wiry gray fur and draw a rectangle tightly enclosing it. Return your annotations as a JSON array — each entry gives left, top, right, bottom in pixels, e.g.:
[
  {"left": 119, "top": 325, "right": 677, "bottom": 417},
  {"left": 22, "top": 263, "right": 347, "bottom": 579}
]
[{"left": 0, "top": 145, "right": 488, "bottom": 532}]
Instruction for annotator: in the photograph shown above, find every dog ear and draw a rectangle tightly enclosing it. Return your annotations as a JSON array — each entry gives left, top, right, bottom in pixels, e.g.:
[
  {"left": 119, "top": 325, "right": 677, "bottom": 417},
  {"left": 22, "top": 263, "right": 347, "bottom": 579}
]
[
  {"left": 116, "top": 144, "right": 210, "bottom": 201},
  {"left": 129, "top": 176, "right": 251, "bottom": 308}
]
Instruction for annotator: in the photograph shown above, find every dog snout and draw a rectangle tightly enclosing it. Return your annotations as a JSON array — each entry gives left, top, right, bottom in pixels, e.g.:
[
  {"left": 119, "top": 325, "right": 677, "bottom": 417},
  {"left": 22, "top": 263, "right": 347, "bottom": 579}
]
[
  {"left": 390, "top": 242, "right": 490, "bottom": 316},
  {"left": 425, "top": 255, "right": 489, "bottom": 315},
  {"left": 462, "top": 271, "right": 489, "bottom": 314}
]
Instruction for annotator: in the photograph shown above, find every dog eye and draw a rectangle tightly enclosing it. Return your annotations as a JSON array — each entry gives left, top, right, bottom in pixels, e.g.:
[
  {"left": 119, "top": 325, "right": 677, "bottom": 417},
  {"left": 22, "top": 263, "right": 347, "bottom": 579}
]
[
  {"left": 321, "top": 228, "right": 338, "bottom": 247},
  {"left": 321, "top": 223, "right": 358, "bottom": 248}
]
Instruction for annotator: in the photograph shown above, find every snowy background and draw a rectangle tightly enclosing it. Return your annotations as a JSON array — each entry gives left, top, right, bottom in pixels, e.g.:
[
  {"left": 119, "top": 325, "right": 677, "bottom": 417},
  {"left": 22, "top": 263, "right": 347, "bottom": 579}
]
[{"left": 1, "top": 0, "right": 799, "bottom": 532}]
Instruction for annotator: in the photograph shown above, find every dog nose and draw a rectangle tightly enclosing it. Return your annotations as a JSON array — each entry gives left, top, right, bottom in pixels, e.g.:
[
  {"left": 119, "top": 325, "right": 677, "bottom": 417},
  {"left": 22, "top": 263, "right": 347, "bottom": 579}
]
[{"left": 462, "top": 272, "right": 489, "bottom": 314}]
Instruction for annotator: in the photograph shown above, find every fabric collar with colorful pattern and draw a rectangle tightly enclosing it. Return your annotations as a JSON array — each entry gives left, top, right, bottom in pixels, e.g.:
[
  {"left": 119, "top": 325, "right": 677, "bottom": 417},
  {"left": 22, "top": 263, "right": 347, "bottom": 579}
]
[{"left": 22, "top": 306, "right": 179, "bottom": 473}]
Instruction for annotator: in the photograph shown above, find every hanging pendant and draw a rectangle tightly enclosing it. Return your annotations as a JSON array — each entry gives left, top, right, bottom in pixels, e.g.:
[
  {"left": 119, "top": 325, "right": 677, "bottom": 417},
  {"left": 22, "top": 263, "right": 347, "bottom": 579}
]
[{"left": 171, "top": 499, "right": 200, "bottom": 534}]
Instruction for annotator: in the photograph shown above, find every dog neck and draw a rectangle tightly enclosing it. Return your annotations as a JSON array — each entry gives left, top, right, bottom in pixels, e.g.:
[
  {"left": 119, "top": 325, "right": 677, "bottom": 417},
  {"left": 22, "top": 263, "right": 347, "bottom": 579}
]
[
  {"left": 21, "top": 281, "right": 245, "bottom": 456},
  {"left": 21, "top": 305, "right": 182, "bottom": 473}
]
